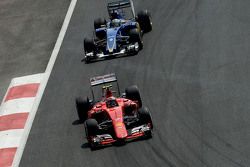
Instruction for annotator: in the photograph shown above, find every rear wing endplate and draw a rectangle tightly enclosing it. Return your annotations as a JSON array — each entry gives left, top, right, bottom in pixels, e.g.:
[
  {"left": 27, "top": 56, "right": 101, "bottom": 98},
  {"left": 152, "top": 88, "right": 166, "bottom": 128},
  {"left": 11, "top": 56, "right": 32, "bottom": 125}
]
[{"left": 90, "top": 73, "right": 117, "bottom": 86}]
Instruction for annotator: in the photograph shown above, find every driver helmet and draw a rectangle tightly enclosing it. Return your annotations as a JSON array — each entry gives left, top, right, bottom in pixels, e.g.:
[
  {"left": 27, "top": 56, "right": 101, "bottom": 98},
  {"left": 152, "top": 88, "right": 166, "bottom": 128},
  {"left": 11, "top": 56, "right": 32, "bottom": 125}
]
[
  {"left": 111, "top": 19, "right": 121, "bottom": 27},
  {"left": 106, "top": 97, "right": 118, "bottom": 108}
]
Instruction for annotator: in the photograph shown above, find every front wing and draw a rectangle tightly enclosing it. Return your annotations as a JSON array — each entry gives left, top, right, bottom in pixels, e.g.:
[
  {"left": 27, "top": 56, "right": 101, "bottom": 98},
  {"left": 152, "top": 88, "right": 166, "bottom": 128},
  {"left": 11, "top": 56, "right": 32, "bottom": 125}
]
[
  {"left": 87, "top": 124, "right": 152, "bottom": 148},
  {"left": 84, "top": 42, "right": 139, "bottom": 63}
]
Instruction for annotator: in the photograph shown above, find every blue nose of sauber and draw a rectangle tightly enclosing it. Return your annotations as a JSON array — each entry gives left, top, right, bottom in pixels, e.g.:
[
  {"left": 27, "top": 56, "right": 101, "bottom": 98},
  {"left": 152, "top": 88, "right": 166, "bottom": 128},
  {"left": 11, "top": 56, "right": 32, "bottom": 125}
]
[{"left": 106, "top": 28, "right": 118, "bottom": 53}]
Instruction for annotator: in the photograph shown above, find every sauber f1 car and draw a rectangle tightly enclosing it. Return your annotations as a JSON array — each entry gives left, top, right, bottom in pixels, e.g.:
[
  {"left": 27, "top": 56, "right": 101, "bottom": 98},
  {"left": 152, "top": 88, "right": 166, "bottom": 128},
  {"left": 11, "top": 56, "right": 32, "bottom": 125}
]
[
  {"left": 83, "top": 0, "right": 152, "bottom": 63},
  {"left": 75, "top": 74, "right": 153, "bottom": 149}
]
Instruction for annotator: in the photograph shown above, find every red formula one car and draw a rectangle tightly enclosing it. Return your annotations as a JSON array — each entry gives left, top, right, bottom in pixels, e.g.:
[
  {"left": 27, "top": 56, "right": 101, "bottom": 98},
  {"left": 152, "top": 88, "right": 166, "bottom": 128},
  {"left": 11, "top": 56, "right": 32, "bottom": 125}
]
[{"left": 75, "top": 73, "right": 153, "bottom": 149}]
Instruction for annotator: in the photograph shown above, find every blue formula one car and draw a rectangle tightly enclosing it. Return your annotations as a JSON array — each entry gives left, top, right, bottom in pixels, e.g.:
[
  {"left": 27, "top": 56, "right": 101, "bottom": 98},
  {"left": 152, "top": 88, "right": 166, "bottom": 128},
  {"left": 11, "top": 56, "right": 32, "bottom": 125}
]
[{"left": 83, "top": 0, "right": 152, "bottom": 63}]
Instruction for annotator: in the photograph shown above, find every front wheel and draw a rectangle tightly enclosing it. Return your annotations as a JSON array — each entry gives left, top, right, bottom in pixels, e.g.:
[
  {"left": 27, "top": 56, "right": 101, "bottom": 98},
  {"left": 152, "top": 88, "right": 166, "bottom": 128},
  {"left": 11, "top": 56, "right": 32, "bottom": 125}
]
[
  {"left": 129, "top": 29, "right": 143, "bottom": 50},
  {"left": 85, "top": 119, "right": 99, "bottom": 149},
  {"left": 138, "top": 107, "right": 153, "bottom": 129},
  {"left": 84, "top": 38, "right": 95, "bottom": 54},
  {"left": 85, "top": 119, "right": 99, "bottom": 137}
]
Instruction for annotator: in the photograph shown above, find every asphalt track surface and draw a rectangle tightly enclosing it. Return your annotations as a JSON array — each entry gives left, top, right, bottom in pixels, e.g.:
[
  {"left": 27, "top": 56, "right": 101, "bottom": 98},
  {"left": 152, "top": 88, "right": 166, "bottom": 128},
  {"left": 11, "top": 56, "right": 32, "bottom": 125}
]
[
  {"left": 0, "top": 0, "right": 69, "bottom": 101},
  {"left": 20, "top": 0, "right": 250, "bottom": 166}
]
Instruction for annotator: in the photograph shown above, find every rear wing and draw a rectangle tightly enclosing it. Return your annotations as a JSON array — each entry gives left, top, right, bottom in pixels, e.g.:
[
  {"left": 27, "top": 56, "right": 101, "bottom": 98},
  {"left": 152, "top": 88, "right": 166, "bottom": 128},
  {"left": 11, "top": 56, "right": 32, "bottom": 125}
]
[
  {"left": 107, "top": 0, "right": 135, "bottom": 18},
  {"left": 108, "top": 0, "right": 131, "bottom": 9},
  {"left": 90, "top": 73, "right": 121, "bottom": 100},
  {"left": 90, "top": 73, "right": 117, "bottom": 86}
]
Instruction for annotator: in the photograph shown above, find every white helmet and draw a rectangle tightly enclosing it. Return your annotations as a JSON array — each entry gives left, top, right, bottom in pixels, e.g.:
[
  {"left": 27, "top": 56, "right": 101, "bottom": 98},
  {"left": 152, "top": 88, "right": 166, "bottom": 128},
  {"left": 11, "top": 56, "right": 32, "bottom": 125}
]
[{"left": 111, "top": 19, "right": 121, "bottom": 27}]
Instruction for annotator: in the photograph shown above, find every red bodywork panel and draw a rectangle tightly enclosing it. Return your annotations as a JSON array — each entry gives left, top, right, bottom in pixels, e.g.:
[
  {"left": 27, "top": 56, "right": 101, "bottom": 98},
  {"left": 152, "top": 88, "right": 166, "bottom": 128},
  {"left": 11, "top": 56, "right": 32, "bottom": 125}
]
[{"left": 88, "top": 97, "right": 137, "bottom": 139}]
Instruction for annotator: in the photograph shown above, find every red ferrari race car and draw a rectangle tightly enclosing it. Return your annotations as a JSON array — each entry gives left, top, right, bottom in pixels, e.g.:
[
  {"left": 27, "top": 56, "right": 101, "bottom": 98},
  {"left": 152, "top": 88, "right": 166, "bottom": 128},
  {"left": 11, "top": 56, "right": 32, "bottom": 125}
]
[{"left": 75, "top": 73, "right": 153, "bottom": 149}]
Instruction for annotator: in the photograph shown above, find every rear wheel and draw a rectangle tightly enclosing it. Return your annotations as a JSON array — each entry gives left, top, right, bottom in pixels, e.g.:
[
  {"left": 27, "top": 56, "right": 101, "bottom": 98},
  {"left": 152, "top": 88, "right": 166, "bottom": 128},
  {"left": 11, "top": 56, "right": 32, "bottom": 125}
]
[
  {"left": 137, "top": 10, "right": 152, "bottom": 33},
  {"left": 94, "top": 18, "right": 106, "bottom": 29},
  {"left": 94, "top": 18, "right": 106, "bottom": 39},
  {"left": 75, "top": 97, "right": 90, "bottom": 121},
  {"left": 125, "top": 85, "right": 142, "bottom": 107},
  {"left": 129, "top": 29, "right": 143, "bottom": 50}
]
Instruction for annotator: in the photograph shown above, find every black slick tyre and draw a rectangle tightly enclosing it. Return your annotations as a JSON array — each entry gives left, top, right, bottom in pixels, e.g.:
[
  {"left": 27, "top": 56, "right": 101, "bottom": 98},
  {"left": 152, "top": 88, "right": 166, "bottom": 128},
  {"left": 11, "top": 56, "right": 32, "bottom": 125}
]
[
  {"left": 94, "top": 18, "right": 106, "bottom": 39},
  {"left": 138, "top": 107, "right": 153, "bottom": 138},
  {"left": 85, "top": 119, "right": 98, "bottom": 137},
  {"left": 85, "top": 119, "right": 99, "bottom": 149},
  {"left": 138, "top": 107, "right": 153, "bottom": 127},
  {"left": 84, "top": 38, "right": 95, "bottom": 53},
  {"left": 137, "top": 10, "right": 152, "bottom": 33},
  {"left": 94, "top": 18, "right": 106, "bottom": 29},
  {"left": 125, "top": 85, "right": 142, "bottom": 107},
  {"left": 75, "top": 97, "right": 90, "bottom": 121},
  {"left": 129, "top": 28, "right": 143, "bottom": 50}
]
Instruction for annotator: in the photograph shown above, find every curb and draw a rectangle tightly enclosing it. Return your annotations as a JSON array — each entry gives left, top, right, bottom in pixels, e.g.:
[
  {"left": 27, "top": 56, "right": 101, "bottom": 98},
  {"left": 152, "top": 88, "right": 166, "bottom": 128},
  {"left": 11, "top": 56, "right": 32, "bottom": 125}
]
[
  {"left": 0, "top": 73, "right": 44, "bottom": 167},
  {"left": 0, "top": 0, "right": 78, "bottom": 166}
]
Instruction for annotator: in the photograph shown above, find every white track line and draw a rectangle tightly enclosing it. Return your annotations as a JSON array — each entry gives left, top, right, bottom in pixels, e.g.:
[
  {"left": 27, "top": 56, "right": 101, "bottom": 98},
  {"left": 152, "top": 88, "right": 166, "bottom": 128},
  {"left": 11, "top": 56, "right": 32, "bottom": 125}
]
[{"left": 12, "top": 0, "right": 78, "bottom": 166}]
